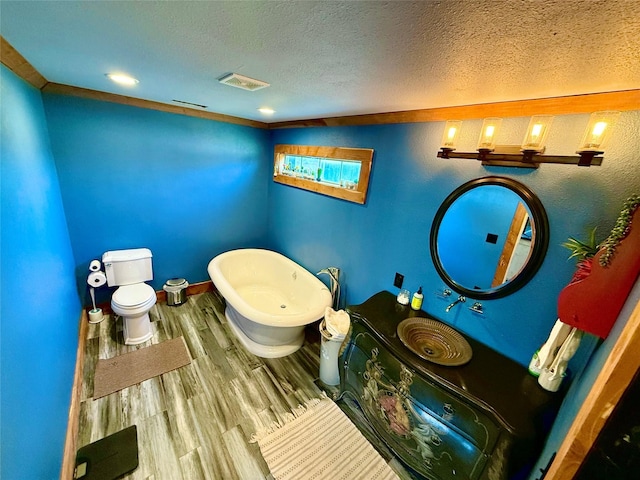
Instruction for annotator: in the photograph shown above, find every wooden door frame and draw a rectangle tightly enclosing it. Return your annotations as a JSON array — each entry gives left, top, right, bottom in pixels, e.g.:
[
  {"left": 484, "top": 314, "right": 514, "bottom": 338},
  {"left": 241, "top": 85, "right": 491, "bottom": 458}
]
[{"left": 492, "top": 202, "right": 528, "bottom": 287}]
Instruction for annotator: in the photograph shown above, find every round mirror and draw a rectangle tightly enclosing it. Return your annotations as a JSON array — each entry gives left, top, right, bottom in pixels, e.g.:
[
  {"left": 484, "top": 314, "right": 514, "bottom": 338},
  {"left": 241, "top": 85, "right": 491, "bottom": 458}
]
[{"left": 430, "top": 176, "right": 549, "bottom": 299}]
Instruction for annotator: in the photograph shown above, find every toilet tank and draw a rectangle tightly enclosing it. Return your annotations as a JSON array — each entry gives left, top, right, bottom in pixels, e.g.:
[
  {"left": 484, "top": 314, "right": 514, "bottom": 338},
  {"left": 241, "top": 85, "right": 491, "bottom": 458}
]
[{"left": 102, "top": 248, "right": 153, "bottom": 286}]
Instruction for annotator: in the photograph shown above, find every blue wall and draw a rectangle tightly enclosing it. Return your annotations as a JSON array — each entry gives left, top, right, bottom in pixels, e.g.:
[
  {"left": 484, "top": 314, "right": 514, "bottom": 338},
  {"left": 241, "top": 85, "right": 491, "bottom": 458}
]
[
  {"left": 42, "top": 95, "right": 271, "bottom": 303},
  {"left": 0, "top": 66, "right": 81, "bottom": 479},
  {"left": 269, "top": 112, "right": 640, "bottom": 366}
]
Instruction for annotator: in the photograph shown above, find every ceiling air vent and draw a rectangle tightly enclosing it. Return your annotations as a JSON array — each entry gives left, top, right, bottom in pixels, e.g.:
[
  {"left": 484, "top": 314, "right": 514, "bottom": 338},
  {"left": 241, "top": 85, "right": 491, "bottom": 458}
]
[
  {"left": 218, "top": 73, "right": 270, "bottom": 91},
  {"left": 172, "top": 99, "right": 208, "bottom": 109}
]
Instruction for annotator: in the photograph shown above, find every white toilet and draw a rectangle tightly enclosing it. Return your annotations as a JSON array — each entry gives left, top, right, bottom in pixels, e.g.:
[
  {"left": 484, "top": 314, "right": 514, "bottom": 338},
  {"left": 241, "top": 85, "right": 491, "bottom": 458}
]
[{"left": 102, "top": 248, "right": 157, "bottom": 345}]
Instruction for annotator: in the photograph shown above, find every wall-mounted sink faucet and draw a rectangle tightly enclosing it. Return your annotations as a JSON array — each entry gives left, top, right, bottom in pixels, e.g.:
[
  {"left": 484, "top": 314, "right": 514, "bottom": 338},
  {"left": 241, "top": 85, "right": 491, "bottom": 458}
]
[{"left": 445, "top": 295, "right": 466, "bottom": 312}]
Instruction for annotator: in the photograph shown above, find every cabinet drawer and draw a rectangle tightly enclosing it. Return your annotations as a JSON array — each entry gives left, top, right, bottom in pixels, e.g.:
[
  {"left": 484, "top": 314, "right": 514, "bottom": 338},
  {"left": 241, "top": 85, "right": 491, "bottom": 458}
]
[
  {"left": 349, "top": 329, "right": 500, "bottom": 453},
  {"left": 343, "top": 342, "right": 488, "bottom": 480}
]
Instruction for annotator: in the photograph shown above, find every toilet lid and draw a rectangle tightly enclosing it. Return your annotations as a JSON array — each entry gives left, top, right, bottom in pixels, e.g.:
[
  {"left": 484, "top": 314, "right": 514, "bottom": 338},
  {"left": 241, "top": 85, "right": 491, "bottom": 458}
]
[{"left": 113, "top": 283, "right": 155, "bottom": 308}]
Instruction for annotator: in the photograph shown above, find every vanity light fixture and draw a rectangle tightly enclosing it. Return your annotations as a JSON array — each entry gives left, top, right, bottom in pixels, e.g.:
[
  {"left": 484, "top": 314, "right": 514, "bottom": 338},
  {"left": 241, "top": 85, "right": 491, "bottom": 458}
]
[
  {"left": 439, "top": 120, "right": 462, "bottom": 158},
  {"left": 576, "top": 111, "right": 621, "bottom": 166},
  {"left": 521, "top": 115, "right": 554, "bottom": 161},
  {"left": 476, "top": 117, "right": 503, "bottom": 162},
  {"left": 437, "top": 111, "right": 620, "bottom": 168},
  {"left": 105, "top": 73, "right": 139, "bottom": 86},
  {"left": 477, "top": 117, "right": 502, "bottom": 152}
]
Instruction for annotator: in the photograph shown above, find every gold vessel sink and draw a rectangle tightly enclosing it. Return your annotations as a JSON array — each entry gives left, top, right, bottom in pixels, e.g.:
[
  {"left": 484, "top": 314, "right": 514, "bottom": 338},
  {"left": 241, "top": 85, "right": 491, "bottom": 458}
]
[{"left": 397, "top": 317, "right": 472, "bottom": 366}]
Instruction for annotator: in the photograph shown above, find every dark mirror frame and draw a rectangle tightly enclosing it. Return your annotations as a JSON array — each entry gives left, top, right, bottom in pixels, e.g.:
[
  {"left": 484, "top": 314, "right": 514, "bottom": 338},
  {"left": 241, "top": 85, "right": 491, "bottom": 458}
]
[{"left": 430, "top": 176, "right": 549, "bottom": 300}]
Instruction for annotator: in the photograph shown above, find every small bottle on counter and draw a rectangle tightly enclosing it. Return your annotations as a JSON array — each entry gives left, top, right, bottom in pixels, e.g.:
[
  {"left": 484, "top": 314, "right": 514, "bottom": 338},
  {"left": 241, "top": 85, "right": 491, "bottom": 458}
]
[{"left": 411, "top": 286, "right": 423, "bottom": 310}]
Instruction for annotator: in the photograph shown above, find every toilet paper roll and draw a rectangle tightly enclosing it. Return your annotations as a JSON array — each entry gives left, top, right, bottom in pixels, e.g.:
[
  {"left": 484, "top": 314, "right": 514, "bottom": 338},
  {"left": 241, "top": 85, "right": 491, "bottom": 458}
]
[
  {"left": 89, "top": 259, "right": 101, "bottom": 272},
  {"left": 87, "top": 270, "right": 107, "bottom": 287}
]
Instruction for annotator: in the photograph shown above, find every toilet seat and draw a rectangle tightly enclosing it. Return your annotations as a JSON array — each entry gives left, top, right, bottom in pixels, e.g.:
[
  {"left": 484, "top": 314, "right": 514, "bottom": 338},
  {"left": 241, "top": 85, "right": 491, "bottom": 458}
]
[
  {"left": 110, "top": 284, "right": 156, "bottom": 345},
  {"left": 112, "top": 283, "right": 156, "bottom": 311}
]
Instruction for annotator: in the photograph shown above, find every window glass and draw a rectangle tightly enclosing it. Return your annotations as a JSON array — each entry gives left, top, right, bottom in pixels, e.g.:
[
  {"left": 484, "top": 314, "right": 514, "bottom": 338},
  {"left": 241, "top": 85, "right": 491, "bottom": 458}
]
[{"left": 273, "top": 145, "right": 373, "bottom": 204}]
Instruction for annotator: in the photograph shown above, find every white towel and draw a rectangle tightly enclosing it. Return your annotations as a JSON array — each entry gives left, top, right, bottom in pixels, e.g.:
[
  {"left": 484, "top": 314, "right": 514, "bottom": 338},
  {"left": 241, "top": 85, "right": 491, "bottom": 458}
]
[
  {"left": 539, "top": 328, "right": 583, "bottom": 392},
  {"left": 325, "top": 307, "right": 350, "bottom": 338},
  {"left": 532, "top": 319, "right": 572, "bottom": 374}
]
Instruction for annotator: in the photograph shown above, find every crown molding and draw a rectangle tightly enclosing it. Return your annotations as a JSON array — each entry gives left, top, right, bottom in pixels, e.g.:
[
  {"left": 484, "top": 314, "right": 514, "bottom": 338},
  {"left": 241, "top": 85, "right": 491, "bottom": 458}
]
[
  {"left": 41, "top": 83, "right": 269, "bottom": 129},
  {"left": 1, "top": 36, "right": 47, "bottom": 89},
  {"left": 268, "top": 89, "right": 640, "bottom": 129}
]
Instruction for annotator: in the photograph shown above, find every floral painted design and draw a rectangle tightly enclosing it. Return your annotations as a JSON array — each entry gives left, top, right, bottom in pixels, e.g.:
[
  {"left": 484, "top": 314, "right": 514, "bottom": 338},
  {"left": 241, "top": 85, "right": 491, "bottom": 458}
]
[
  {"left": 378, "top": 390, "right": 412, "bottom": 436},
  {"left": 361, "top": 348, "right": 451, "bottom": 467}
]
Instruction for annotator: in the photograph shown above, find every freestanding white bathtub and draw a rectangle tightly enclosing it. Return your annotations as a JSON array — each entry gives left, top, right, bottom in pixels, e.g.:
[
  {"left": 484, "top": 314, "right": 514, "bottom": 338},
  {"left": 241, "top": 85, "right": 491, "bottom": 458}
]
[{"left": 207, "top": 249, "right": 332, "bottom": 358}]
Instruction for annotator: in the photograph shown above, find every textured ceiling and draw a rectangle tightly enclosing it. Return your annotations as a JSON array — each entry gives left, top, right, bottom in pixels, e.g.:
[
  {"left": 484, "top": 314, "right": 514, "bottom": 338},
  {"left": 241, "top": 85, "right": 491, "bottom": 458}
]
[{"left": 1, "top": 0, "right": 639, "bottom": 122}]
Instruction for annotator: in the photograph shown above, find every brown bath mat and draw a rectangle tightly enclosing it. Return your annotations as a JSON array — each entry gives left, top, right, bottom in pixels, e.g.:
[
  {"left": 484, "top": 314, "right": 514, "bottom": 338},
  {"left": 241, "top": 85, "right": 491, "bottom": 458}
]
[{"left": 93, "top": 337, "right": 191, "bottom": 399}]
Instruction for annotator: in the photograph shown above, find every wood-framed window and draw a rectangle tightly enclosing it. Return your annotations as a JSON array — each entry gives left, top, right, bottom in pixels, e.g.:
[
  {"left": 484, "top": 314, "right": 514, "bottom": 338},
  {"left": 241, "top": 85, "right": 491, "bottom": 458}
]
[{"left": 273, "top": 144, "right": 374, "bottom": 204}]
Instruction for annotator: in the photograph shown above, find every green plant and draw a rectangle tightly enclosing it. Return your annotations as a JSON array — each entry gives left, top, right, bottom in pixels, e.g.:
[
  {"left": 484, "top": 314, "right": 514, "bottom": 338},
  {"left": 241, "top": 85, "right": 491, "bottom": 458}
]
[
  {"left": 561, "top": 194, "right": 640, "bottom": 269},
  {"left": 561, "top": 226, "right": 600, "bottom": 262},
  {"left": 599, "top": 193, "right": 640, "bottom": 267}
]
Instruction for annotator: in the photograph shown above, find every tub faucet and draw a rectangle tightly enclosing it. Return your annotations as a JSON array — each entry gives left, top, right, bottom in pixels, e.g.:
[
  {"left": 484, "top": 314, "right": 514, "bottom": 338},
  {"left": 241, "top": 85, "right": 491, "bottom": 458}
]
[
  {"left": 317, "top": 267, "right": 341, "bottom": 310},
  {"left": 445, "top": 295, "right": 466, "bottom": 313}
]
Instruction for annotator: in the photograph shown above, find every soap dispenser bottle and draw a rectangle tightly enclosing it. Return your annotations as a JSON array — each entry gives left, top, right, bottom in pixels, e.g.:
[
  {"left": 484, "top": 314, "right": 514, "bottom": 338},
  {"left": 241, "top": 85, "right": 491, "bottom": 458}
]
[{"left": 411, "top": 286, "right": 423, "bottom": 310}]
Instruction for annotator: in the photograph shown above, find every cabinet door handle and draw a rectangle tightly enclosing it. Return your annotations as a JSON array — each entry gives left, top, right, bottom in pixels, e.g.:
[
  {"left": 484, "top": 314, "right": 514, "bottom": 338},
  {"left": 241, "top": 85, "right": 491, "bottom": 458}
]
[{"left": 443, "top": 403, "right": 455, "bottom": 417}]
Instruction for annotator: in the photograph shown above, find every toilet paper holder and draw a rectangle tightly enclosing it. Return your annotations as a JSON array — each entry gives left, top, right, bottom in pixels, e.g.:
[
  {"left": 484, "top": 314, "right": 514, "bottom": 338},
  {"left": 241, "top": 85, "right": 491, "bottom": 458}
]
[{"left": 87, "top": 263, "right": 107, "bottom": 324}]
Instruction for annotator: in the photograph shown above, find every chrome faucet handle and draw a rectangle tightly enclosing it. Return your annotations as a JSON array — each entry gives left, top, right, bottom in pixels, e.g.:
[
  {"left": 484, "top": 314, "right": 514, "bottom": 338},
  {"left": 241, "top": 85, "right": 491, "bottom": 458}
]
[
  {"left": 317, "top": 267, "right": 340, "bottom": 282},
  {"left": 435, "top": 288, "right": 452, "bottom": 299},
  {"left": 327, "top": 267, "right": 340, "bottom": 280},
  {"left": 469, "top": 302, "right": 484, "bottom": 314}
]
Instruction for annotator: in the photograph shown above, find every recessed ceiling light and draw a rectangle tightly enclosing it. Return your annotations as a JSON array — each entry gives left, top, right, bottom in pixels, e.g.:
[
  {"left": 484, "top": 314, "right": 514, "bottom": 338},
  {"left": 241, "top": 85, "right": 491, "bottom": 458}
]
[
  {"left": 105, "top": 73, "right": 139, "bottom": 86},
  {"left": 258, "top": 107, "right": 275, "bottom": 115}
]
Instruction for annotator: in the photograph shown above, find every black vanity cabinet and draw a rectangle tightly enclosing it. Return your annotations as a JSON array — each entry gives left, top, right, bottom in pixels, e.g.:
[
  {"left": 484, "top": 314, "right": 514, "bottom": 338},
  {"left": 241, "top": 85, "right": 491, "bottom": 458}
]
[{"left": 340, "top": 291, "right": 560, "bottom": 480}]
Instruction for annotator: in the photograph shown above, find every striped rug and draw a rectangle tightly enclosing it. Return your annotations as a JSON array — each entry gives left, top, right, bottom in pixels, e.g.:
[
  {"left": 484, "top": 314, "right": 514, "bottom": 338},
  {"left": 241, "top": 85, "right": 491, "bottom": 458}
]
[{"left": 252, "top": 395, "right": 399, "bottom": 480}]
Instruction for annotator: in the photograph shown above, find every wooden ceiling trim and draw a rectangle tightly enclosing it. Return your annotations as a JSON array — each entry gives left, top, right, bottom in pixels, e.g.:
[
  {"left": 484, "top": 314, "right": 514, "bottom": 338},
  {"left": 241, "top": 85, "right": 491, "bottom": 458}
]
[
  {"left": 41, "top": 83, "right": 269, "bottom": 129},
  {"left": 269, "top": 89, "right": 640, "bottom": 129},
  {"left": 0, "top": 36, "right": 47, "bottom": 89}
]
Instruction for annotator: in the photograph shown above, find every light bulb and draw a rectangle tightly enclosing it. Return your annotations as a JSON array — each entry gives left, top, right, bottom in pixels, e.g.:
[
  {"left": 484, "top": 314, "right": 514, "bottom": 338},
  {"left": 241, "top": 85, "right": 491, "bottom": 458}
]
[
  {"left": 522, "top": 115, "right": 554, "bottom": 152},
  {"left": 477, "top": 118, "right": 502, "bottom": 151},
  {"left": 577, "top": 111, "right": 620, "bottom": 153},
  {"left": 441, "top": 120, "right": 462, "bottom": 149}
]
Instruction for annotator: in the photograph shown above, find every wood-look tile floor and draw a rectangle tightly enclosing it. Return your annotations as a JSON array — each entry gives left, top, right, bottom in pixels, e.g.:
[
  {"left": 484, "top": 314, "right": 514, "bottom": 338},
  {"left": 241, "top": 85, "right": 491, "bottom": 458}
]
[{"left": 77, "top": 291, "right": 414, "bottom": 480}]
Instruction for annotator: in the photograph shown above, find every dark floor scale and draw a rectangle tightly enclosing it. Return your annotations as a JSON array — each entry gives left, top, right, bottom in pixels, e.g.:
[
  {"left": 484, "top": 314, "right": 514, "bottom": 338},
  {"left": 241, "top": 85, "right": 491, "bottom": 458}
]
[{"left": 75, "top": 426, "right": 139, "bottom": 480}]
